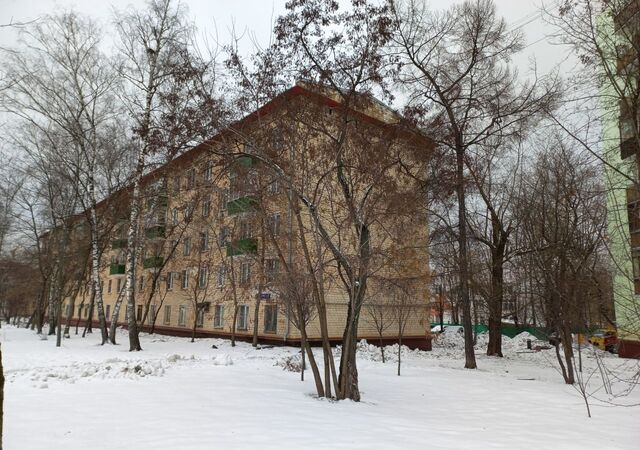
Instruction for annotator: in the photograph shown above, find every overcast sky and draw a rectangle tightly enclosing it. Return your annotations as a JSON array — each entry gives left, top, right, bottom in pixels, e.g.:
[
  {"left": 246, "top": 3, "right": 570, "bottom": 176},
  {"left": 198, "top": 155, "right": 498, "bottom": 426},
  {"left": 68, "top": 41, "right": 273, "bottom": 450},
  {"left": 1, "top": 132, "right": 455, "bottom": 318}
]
[{"left": 1, "top": 0, "right": 576, "bottom": 76}]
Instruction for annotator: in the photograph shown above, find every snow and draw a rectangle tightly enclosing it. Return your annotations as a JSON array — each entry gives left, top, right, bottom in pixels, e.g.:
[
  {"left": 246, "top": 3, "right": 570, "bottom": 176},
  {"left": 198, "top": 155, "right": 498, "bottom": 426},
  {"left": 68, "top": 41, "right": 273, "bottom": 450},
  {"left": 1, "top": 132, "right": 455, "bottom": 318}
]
[{"left": 3, "top": 326, "right": 639, "bottom": 449}]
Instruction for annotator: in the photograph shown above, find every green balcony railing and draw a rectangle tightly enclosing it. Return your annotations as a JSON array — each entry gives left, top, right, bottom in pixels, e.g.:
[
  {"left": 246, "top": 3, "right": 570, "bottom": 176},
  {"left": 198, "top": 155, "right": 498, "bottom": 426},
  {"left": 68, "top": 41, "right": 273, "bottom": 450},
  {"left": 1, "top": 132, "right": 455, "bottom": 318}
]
[
  {"left": 111, "top": 239, "right": 127, "bottom": 249},
  {"left": 226, "top": 238, "right": 258, "bottom": 256},
  {"left": 143, "top": 256, "right": 164, "bottom": 269},
  {"left": 157, "top": 194, "right": 168, "bottom": 208},
  {"left": 145, "top": 225, "right": 166, "bottom": 239},
  {"left": 226, "top": 196, "right": 258, "bottom": 215},
  {"left": 110, "top": 263, "right": 126, "bottom": 275}
]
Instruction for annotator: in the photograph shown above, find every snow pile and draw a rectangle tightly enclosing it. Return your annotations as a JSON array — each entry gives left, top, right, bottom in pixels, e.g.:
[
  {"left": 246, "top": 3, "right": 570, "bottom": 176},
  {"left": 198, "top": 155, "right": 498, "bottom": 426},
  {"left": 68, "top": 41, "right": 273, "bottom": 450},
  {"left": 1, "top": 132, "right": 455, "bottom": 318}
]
[
  {"left": 432, "top": 331, "right": 465, "bottom": 350},
  {"left": 354, "top": 340, "right": 425, "bottom": 363},
  {"left": 6, "top": 359, "right": 167, "bottom": 387},
  {"left": 504, "top": 332, "right": 538, "bottom": 351}
]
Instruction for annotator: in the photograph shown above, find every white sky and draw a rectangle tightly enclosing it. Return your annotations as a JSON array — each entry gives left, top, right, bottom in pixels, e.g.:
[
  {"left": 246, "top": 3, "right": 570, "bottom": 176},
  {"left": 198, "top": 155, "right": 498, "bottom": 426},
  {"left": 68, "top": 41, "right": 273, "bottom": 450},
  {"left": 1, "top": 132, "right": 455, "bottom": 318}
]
[{"left": 0, "top": 0, "right": 576, "bottom": 76}]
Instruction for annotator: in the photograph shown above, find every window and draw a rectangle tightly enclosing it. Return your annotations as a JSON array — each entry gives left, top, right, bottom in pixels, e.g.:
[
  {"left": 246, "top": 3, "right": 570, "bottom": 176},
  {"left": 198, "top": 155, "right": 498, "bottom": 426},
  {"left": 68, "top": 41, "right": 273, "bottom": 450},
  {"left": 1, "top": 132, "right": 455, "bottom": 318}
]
[
  {"left": 240, "top": 221, "right": 252, "bottom": 239},
  {"left": 217, "top": 265, "right": 225, "bottom": 287},
  {"left": 149, "top": 305, "right": 156, "bottom": 324},
  {"left": 237, "top": 305, "right": 249, "bottom": 330},
  {"left": 183, "top": 238, "right": 191, "bottom": 256},
  {"left": 219, "top": 191, "right": 229, "bottom": 218},
  {"left": 202, "top": 196, "right": 211, "bottom": 218},
  {"left": 164, "top": 305, "right": 171, "bottom": 325},
  {"left": 78, "top": 305, "right": 83, "bottom": 317},
  {"left": 167, "top": 272, "right": 174, "bottom": 290},
  {"left": 270, "top": 212, "right": 281, "bottom": 237},
  {"left": 204, "top": 163, "right": 212, "bottom": 182},
  {"left": 178, "top": 305, "right": 187, "bottom": 326},
  {"left": 187, "top": 168, "right": 196, "bottom": 189},
  {"left": 184, "top": 202, "right": 194, "bottom": 220},
  {"left": 172, "top": 208, "right": 178, "bottom": 226},
  {"left": 108, "top": 279, "right": 112, "bottom": 294},
  {"left": 139, "top": 275, "right": 145, "bottom": 292},
  {"left": 199, "top": 267, "right": 208, "bottom": 289},
  {"left": 136, "top": 305, "right": 143, "bottom": 322},
  {"left": 265, "top": 259, "right": 278, "bottom": 283},
  {"left": 174, "top": 176, "right": 181, "bottom": 194},
  {"left": 200, "top": 231, "right": 209, "bottom": 252},
  {"left": 214, "top": 304, "right": 224, "bottom": 328},
  {"left": 117, "top": 278, "right": 122, "bottom": 293},
  {"left": 105, "top": 304, "right": 111, "bottom": 320},
  {"left": 218, "top": 227, "right": 229, "bottom": 247},
  {"left": 181, "top": 270, "right": 189, "bottom": 289},
  {"left": 264, "top": 304, "right": 278, "bottom": 333},
  {"left": 84, "top": 306, "right": 89, "bottom": 318},
  {"left": 268, "top": 178, "right": 280, "bottom": 194},
  {"left": 197, "top": 308, "right": 204, "bottom": 328},
  {"left": 240, "top": 262, "right": 251, "bottom": 286}
]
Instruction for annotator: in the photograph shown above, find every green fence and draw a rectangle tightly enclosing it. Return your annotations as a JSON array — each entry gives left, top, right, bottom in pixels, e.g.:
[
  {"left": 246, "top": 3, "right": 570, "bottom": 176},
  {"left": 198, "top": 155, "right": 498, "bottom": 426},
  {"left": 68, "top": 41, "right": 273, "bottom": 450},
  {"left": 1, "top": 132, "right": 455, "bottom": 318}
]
[{"left": 431, "top": 323, "right": 548, "bottom": 340}]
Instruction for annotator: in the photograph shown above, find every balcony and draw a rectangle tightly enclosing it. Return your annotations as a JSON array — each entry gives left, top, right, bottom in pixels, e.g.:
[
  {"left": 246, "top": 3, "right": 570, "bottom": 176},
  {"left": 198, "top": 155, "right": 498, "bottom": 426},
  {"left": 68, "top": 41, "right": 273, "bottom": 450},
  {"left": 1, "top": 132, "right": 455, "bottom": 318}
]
[
  {"left": 111, "top": 239, "right": 127, "bottom": 250},
  {"left": 227, "top": 195, "right": 258, "bottom": 215},
  {"left": 145, "top": 225, "right": 166, "bottom": 239},
  {"left": 143, "top": 256, "right": 164, "bottom": 269},
  {"left": 110, "top": 263, "right": 126, "bottom": 275},
  {"left": 226, "top": 238, "right": 258, "bottom": 256},
  {"left": 231, "top": 156, "right": 256, "bottom": 173}
]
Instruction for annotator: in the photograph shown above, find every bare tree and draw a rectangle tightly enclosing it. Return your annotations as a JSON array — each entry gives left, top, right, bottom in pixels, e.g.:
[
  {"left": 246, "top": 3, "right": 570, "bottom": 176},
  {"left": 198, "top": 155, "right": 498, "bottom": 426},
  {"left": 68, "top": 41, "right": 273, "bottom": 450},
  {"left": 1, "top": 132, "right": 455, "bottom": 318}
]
[
  {"left": 390, "top": 0, "right": 559, "bottom": 369},
  {"left": 517, "top": 138, "right": 607, "bottom": 384}
]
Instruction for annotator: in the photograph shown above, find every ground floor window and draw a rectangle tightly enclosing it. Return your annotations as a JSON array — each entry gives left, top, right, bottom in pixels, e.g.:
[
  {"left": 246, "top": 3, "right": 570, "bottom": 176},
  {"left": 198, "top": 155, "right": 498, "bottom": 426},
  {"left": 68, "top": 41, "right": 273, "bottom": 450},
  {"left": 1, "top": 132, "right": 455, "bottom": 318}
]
[
  {"left": 164, "top": 305, "right": 171, "bottom": 325},
  {"left": 214, "top": 304, "right": 224, "bottom": 328},
  {"left": 149, "top": 305, "right": 156, "bottom": 325},
  {"left": 178, "top": 305, "right": 187, "bottom": 326},
  {"left": 237, "top": 305, "right": 249, "bottom": 330},
  {"left": 264, "top": 304, "right": 278, "bottom": 333},
  {"left": 105, "top": 304, "right": 111, "bottom": 321},
  {"left": 197, "top": 308, "right": 204, "bottom": 328}
]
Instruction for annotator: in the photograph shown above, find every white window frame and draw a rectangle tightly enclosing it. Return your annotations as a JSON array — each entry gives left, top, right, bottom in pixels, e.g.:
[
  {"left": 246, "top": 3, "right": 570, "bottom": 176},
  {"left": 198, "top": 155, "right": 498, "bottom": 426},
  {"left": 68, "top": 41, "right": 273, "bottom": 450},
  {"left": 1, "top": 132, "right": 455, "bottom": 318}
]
[
  {"left": 214, "top": 304, "right": 224, "bottom": 328},
  {"left": 199, "top": 267, "right": 208, "bottom": 289},
  {"left": 181, "top": 270, "right": 188, "bottom": 289},
  {"left": 166, "top": 272, "right": 174, "bottom": 290},
  {"left": 271, "top": 212, "right": 281, "bottom": 237},
  {"left": 264, "top": 304, "right": 278, "bottom": 333},
  {"left": 172, "top": 208, "right": 178, "bottom": 226},
  {"left": 237, "top": 305, "right": 249, "bottom": 330},
  {"left": 217, "top": 265, "right": 225, "bottom": 287},
  {"left": 240, "top": 262, "right": 250, "bottom": 286},
  {"left": 164, "top": 305, "right": 171, "bottom": 325},
  {"left": 202, "top": 198, "right": 210, "bottom": 218},
  {"left": 178, "top": 305, "right": 187, "bottom": 326},
  {"left": 183, "top": 238, "right": 191, "bottom": 256}
]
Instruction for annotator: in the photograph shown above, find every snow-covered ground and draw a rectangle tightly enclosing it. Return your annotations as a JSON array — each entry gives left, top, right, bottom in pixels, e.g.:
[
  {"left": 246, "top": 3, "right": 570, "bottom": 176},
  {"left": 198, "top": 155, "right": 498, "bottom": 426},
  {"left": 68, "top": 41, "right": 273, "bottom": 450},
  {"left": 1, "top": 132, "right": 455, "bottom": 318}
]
[{"left": 3, "top": 325, "right": 639, "bottom": 449}]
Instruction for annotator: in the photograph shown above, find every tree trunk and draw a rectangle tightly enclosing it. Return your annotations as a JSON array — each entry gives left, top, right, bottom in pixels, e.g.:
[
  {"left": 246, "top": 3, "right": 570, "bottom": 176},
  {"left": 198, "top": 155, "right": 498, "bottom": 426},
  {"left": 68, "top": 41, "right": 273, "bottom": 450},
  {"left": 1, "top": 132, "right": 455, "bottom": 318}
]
[
  {"left": 231, "top": 304, "right": 238, "bottom": 347},
  {"left": 89, "top": 197, "right": 108, "bottom": 344},
  {"left": 109, "top": 289, "right": 126, "bottom": 344},
  {"left": 301, "top": 326, "right": 324, "bottom": 397},
  {"left": 82, "top": 289, "right": 96, "bottom": 338},
  {"left": 456, "top": 146, "right": 477, "bottom": 369},
  {"left": 47, "top": 275, "right": 57, "bottom": 336},
  {"left": 397, "top": 328, "right": 402, "bottom": 377}
]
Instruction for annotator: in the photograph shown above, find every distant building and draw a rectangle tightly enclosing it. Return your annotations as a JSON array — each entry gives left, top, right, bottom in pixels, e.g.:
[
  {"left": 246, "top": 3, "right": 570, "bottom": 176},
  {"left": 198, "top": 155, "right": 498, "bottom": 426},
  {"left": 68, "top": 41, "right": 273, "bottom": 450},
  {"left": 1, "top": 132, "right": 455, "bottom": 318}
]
[{"left": 603, "top": 0, "right": 640, "bottom": 357}]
